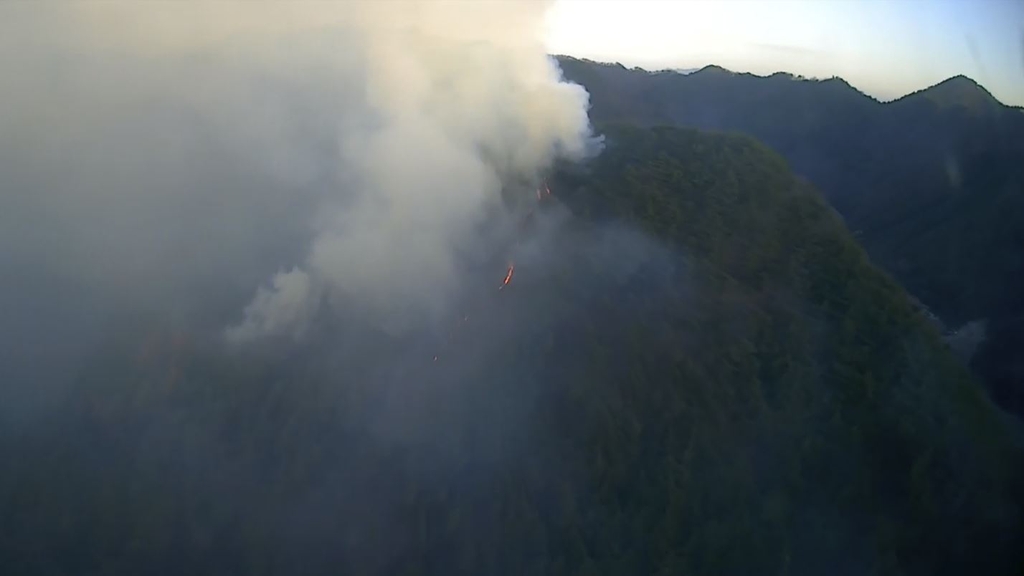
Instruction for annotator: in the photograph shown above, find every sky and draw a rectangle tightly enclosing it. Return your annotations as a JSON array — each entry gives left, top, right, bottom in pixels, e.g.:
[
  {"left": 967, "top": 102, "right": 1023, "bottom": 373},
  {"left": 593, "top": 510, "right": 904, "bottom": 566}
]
[{"left": 543, "top": 0, "right": 1024, "bottom": 106}]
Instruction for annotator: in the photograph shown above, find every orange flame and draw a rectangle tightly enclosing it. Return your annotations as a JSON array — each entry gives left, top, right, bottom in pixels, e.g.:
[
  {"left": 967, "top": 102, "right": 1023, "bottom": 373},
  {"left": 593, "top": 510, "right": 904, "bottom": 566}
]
[
  {"left": 432, "top": 184, "right": 549, "bottom": 366},
  {"left": 498, "top": 263, "right": 515, "bottom": 290}
]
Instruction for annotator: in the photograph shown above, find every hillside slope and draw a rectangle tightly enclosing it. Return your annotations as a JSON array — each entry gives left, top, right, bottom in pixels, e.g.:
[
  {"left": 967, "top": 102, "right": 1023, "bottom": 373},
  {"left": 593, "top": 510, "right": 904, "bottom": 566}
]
[
  {"left": 556, "top": 56, "right": 1024, "bottom": 419},
  {"left": 1, "top": 126, "right": 1021, "bottom": 576}
]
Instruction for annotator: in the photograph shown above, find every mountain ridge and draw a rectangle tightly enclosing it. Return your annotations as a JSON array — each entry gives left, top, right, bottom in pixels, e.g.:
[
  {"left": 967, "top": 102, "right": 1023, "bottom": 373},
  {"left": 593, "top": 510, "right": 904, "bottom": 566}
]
[
  {"left": 555, "top": 54, "right": 1024, "bottom": 425},
  {"left": 554, "top": 55, "right": 1011, "bottom": 109}
]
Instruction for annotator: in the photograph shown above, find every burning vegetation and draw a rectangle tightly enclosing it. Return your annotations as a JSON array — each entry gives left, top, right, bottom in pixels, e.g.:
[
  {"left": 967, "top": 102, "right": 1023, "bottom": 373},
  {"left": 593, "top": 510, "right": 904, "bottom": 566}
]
[{"left": 432, "top": 182, "right": 553, "bottom": 362}]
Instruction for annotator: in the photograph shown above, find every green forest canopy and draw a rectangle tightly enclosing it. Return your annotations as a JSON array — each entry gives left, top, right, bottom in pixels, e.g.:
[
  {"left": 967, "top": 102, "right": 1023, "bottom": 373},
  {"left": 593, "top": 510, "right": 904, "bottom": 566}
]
[
  {"left": 556, "top": 55, "right": 1024, "bottom": 420},
  {"left": 2, "top": 124, "right": 1021, "bottom": 576}
]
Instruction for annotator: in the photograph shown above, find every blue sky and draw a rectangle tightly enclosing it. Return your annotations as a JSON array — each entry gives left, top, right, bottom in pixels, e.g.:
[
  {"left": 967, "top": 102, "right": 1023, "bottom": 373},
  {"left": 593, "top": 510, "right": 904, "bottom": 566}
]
[{"left": 543, "top": 0, "right": 1024, "bottom": 106}]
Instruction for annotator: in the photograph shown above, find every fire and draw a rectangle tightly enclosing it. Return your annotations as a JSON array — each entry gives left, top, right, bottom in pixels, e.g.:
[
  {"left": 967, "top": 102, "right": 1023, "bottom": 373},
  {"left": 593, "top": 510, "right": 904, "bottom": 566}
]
[
  {"left": 430, "top": 182, "right": 554, "bottom": 365},
  {"left": 500, "top": 263, "right": 515, "bottom": 288}
]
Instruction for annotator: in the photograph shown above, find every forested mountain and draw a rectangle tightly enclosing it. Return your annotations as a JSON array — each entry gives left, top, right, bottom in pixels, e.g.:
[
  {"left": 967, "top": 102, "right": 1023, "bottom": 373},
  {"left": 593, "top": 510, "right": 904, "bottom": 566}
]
[
  {"left": 3, "top": 125, "right": 1021, "bottom": 575},
  {"left": 555, "top": 56, "right": 1024, "bottom": 419}
]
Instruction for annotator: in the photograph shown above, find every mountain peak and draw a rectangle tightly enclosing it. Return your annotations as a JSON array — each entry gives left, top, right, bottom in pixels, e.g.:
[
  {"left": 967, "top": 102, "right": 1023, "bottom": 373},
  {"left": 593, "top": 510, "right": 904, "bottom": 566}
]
[
  {"left": 903, "top": 74, "right": 1003, "bottom": 113},
  {"left": 694, "top": 64, "right": 734, "bottom": 76}
]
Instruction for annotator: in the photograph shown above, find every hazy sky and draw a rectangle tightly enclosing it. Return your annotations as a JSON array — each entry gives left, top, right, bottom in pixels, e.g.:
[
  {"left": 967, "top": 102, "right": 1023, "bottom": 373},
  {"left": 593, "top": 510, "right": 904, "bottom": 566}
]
[{"left": 544, "top": 0, "right": 1024, "bottom": 106}]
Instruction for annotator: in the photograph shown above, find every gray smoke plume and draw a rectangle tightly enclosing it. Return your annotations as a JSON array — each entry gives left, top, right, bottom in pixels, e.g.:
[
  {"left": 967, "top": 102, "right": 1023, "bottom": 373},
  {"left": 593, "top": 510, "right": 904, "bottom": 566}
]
[
  {"left": 0, "top": 2, "right": 599, "bottom": 341},
  {"left": 0, "top": 2, "right": 598, "bottom": 412},
  {"left": 219, "top": 1, "right": 601, "bottom": 341}
]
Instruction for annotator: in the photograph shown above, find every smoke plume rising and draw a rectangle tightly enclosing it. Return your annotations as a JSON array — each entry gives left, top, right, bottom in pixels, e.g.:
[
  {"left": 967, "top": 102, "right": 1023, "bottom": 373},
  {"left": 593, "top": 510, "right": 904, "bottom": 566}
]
[
  {"left": 0, "top": 1, "right": 599, "bottom": 396},
  {"left": 216, "top": 1, "right": 600, "bottom": 341}
]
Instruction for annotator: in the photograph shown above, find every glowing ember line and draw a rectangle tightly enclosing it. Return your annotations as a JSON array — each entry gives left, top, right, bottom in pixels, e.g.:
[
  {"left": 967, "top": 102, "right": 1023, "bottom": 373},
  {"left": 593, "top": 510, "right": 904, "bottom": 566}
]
[
  {"left": 500, "top": 263, "right": 515, "bottom": 288},
  {"left": 431, "top": 182, "right": 554, "bottom": 366}
]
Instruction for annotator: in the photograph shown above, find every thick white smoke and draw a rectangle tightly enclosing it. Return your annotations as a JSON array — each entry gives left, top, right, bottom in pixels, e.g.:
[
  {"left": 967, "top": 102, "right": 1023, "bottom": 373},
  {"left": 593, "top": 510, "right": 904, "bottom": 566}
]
[
  {"left": 220, "top": 1, "right": 599, "bottom": 341},
  {"left": 0, "top": 2, "right": 597, "bottom": 351}
]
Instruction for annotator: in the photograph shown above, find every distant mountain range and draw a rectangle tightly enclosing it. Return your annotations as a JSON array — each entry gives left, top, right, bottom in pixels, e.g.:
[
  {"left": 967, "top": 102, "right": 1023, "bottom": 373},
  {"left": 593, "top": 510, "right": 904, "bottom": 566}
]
[
  {"left": 556, "top": 55, "right": 1024, "bottom": 420},
  {"left": 556, "top": 56, "right": 1017, "bottom": 107}
]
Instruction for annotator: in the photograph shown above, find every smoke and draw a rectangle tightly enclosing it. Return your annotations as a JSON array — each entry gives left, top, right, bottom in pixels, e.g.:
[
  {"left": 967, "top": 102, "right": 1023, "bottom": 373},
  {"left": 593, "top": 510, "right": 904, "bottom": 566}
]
[
  {"left": 0, "top": 2, "right": 599, "bottom": 399},
  {"left": 228, "top": 267, "right": 317, "bottom": 343},
  {"left": 213, "top": 1, "right": 601, "bottom": 342}
]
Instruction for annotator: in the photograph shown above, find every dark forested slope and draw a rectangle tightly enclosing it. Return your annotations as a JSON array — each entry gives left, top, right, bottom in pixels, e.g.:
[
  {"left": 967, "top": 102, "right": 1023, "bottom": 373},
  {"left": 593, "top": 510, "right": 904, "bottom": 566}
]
[
  {"left": 2, "top": 126, "right": 1020, "bottom": 576},
  {"left": 556, "top": 56, "right": 1024, "bottom": 419}
]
